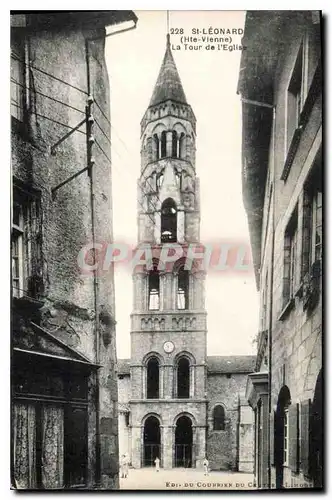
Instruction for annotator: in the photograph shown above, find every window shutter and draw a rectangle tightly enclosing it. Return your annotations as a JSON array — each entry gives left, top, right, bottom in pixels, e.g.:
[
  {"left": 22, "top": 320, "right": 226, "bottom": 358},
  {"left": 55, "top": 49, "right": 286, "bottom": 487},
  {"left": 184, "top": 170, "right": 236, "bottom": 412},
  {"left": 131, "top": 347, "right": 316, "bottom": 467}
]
[
  {"left": 288, "top": 403, "right": 299, "bottom": 473},
  {"left": 270, "top": 411, "right": 276, "bottom": 466},
  {"left": 300, "top": 399, "right": 311, "bottom": 477}
]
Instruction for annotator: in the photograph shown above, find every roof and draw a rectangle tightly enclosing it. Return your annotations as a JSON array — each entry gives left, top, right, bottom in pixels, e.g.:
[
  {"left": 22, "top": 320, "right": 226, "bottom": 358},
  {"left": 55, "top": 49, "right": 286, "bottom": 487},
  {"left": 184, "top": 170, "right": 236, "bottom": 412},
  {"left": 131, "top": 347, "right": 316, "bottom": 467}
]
[
  {"left": 149, "top": 34, "right": 187, "bottom": 107},
  {"left": 11, "top": 11, "right": 137, "bottom": 31},
  {"left": 237, "top": 11, "right": 283, "bottom": 288},
  {"left": 117, "top": 356, "right": 256, "bottom": 375},
  {"left": 117, "top": 358, "right": 130, "bottom": 375},
  {"left": 207, "top": 356, "right": 256, "bottom": 374},
  {"left": 237, "top": 12, "right": 320, "bottom": 288}
]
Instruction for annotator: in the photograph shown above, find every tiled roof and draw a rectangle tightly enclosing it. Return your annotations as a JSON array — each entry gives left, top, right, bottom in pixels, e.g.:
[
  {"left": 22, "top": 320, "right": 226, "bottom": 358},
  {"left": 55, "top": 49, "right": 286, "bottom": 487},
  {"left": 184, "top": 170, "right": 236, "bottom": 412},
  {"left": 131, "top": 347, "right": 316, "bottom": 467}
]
[
  {"left": 207, "top": 356, "right": 256, "bottom": 374},
  {"left": 117, "top": 356, "right": 256, "bottom": 376}
]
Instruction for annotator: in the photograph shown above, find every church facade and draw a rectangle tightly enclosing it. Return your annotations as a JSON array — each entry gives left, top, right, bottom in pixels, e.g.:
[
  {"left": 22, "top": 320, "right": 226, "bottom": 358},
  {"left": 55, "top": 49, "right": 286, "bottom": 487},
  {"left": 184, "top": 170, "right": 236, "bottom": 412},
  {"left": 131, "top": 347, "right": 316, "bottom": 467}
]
[{"left": 117, "top": 35, "right": 255, "bottom": 472}]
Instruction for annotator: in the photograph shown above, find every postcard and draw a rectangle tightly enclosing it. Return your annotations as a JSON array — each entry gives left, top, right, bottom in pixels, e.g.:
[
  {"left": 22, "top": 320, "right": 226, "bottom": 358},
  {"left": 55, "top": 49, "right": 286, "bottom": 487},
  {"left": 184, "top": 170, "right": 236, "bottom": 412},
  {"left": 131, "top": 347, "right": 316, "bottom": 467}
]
[{"left": 10, "top": 10, "right": 322, "bottom": 491}]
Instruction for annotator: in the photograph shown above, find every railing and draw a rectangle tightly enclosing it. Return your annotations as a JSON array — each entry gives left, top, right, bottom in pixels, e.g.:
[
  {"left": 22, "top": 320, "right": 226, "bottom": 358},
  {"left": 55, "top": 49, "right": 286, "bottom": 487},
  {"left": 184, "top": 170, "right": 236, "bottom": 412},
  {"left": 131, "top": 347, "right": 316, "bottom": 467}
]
[
  {"left": 144, "top": 444, "right": 161, "bottom": 467},
  {"left": 175, "top": 444, "right": 193, "bottom": 468}
]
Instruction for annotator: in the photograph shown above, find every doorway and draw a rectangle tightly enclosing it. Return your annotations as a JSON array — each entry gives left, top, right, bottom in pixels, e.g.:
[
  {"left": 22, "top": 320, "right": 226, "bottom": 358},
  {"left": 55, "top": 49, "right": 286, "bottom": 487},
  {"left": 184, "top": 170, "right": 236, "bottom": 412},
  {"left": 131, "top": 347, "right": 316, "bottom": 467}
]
[
  {"left": 174, "top": 416, "right": 193, "bottom": 468},
  {"left": 143, "top": 416, "right": 161, "bottom": 467},
  {"left": 275, "top": 386, "right": 291, "bottom": 489},
  {"left": 311, "top": 369, "right": 322, "bottom": 488}
]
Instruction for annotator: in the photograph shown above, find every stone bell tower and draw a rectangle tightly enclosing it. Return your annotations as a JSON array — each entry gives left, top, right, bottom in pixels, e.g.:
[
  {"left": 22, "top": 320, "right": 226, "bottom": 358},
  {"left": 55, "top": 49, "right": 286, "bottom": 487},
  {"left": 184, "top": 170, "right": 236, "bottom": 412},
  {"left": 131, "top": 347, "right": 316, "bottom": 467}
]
[{"left": 129, "top": 34, "right": 208, "bottom": 470}]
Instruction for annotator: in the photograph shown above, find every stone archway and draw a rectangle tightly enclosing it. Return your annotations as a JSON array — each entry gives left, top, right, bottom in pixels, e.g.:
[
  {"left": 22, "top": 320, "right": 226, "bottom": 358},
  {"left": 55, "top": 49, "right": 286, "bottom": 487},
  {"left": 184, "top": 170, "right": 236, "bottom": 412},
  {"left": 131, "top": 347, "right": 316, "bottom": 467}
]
[
  {"left": 174, "top": 415, "right": 193, "bottom": 468},
  {"left": 143, "top": 416, "right": 161, "bottom": 467}
]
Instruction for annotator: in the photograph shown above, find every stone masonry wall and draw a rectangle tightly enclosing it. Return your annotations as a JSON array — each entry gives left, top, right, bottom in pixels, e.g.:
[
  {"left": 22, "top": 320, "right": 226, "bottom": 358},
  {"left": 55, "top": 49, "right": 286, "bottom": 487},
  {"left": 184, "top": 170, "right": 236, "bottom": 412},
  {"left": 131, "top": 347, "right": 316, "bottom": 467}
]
[
  {"left": 251, "top": 14, "right": 322, "bottom": 488},
  {"left": 207, "top": 373, "right": 254, "bottom": 472},
  {"left": 11, "top": 22, "right": 118, "bottom": 489}
]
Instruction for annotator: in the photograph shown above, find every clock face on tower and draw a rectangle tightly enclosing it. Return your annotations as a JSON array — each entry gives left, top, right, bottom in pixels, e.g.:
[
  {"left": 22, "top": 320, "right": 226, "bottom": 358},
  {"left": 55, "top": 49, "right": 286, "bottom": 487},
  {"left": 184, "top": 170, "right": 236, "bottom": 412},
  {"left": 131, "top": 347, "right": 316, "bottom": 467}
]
[{"left": 163, "top": 341, "right": 175, "bottom": 354}]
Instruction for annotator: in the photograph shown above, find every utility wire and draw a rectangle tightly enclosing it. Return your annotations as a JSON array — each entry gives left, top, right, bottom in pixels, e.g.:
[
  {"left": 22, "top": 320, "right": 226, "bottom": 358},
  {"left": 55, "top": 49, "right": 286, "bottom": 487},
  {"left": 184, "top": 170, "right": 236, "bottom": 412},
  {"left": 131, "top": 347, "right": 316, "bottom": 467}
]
[
  {"left": 12, "top": 76, "right": 162, "bottom": 214},
  {"left": 11, "top": 80, "right": 160, "bottom": 227},
  {"left": 12, "top": 55, "right": 88, "bottom": 95},
  {"left": 11, "top": 78, "right": 85, "bottom": 115},
  {"left": 11, "top": 102, "right": 86, "bottom": 135},
  {"left": 94, "top": 118, "right": 112, "bottom": 147},
  {"left": 94, "top": 98, "right": 111, "bottom": 127}
]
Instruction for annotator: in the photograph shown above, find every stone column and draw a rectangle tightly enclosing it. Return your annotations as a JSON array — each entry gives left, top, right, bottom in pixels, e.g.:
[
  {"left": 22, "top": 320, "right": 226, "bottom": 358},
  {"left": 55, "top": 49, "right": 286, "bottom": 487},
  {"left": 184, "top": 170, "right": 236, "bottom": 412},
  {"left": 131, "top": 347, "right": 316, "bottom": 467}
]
[
  {"left": 131, "top": 425, "right": 142, "bottom": 469},
  {"left": 193, "top": 271, "right": 206, "bottom": 310},
  {"left": 163, "top": 361, "right": 173, "bottom": 399},
  {"left": 133, "top": 271, "right": 146, "bottom": 312},
  {"left": 154, "top": 210, "right": 161, "bottom": 244},
  {"left": 166, "top": 130, "right": 173, "bottom": 157},
  {"left": 173, "top": 272, "right": 178, "bottom": 310},
  {"left": 186, "top": 134, "right": 191, "bottom": 162},
  {"left": 128, "top": 426, "right": 132, "bottom": 465},
  {"left": 163, "top": 425, "right": 174, "bottom": 469},
  {"left": 160, "top": 363, "right": 164, "bottom": 398},
  {"left": 161, "top": 425, "right": 173, "bottom": 469},
  {"left": 195, "top": 426, "right": 206, "bottom": 469},
  {"left": 177, "top": 209, "right": 185, "bottom": 242},
  {"left": 190, "top": 364, "right": 195, "bottom": 398},
  {"left": 189, "top": 274, "right": 194, "bottom": 310},
  {"left": 159, "top": 272, "right": 165, "bottom": 312},
  {"left": 162, "top": 271, "right": 173, "bottom": 310},
  {"left": 261, "top": 394, "right": 269, "bottom": 488},
  {"left": 192, "top": 425, "right": 197, "bottom": 467}
]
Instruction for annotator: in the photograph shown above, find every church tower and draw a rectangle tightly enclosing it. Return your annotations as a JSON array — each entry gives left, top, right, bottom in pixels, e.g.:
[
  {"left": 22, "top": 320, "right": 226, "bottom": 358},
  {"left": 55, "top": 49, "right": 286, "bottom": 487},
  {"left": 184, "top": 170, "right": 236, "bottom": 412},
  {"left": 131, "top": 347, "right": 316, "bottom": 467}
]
[{"left": 129, "top": 35, "right": 207, "bottom": 470}]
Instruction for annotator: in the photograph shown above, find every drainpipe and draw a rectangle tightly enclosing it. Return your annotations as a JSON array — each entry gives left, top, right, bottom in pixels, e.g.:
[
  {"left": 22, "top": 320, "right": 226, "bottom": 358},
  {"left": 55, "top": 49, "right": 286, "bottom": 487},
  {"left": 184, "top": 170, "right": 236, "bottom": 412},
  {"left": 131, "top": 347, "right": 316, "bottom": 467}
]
[
  {"left": 84, "top": 18, "right": 137, "bottom": 488},
  {"left": 267, "top": 105, "right": 276, "bottom": 489}
]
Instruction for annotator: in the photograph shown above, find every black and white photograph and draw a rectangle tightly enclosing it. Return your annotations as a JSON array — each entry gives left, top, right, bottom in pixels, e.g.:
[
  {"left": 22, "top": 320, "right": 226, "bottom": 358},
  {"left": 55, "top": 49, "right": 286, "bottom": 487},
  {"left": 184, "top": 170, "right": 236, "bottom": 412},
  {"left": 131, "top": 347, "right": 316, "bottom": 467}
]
[{"left": 9, "top": 8, "right": 323, "bottom": 491}]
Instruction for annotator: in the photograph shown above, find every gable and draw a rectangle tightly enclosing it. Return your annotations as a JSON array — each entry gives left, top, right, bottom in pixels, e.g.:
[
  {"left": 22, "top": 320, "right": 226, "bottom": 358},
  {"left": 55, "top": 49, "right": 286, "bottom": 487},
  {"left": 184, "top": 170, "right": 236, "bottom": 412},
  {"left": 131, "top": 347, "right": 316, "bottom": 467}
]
[{"left": 12, "top": 318, "right": 97, "bottom": 366}]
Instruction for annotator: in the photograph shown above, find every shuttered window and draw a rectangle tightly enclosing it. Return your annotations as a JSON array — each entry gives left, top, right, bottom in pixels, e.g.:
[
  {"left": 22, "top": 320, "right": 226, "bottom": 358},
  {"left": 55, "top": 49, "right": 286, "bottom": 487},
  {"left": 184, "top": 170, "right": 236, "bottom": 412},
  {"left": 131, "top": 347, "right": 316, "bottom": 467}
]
[
  {"left": 283, "top": 207, "right": 298, "bottom": 308},
  {"left": 11, "top": 32, "right": 25, "bottom": 122},
  {"left": 270, "top": 411, "right": 276, "bottom": 466},
  {"left": 288, "top": 403, "right": 299, "bottom": 473},
  {"left": 300, "top": 399, "right": 311, "bottom": 477},
  {"left": 12, "top": 186, "right": 43, "bottom": 299}
]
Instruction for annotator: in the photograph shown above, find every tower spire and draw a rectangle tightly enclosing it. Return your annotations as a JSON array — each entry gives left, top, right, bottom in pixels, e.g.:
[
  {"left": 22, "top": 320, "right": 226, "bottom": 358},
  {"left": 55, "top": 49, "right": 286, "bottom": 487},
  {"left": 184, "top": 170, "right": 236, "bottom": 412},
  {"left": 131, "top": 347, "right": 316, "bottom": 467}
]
[{"left": 148, "top": 29, "right": 187, "bottom": 107}]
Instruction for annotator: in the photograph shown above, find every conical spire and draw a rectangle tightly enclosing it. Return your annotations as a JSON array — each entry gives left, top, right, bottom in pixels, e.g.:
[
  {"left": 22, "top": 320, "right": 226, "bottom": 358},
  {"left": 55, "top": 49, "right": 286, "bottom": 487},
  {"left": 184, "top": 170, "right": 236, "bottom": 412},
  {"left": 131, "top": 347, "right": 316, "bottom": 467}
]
[{"left": 149, "top": 34, "right": 188, "bottom": 107}]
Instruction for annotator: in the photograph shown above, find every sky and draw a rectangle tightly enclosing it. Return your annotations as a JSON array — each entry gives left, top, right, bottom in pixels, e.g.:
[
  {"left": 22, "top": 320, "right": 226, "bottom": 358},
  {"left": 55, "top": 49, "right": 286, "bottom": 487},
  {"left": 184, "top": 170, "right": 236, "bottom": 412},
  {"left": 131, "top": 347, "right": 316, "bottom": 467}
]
[{"left": 105, "top": 11, "right": 259, "bottom": 359}]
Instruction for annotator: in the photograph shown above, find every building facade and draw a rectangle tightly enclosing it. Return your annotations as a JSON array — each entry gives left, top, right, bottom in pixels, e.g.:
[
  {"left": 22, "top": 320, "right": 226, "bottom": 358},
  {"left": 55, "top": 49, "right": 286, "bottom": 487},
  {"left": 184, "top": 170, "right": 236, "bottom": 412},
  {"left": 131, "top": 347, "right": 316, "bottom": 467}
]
[
  {"left": 117, "top": 35, "right": 255, "bottom": 473},
  {"left": 238, "top": 11, "right": 322, "bottom": 489},
  {"left": 11, "top": 11, "right": 137, "bottom": 489}
]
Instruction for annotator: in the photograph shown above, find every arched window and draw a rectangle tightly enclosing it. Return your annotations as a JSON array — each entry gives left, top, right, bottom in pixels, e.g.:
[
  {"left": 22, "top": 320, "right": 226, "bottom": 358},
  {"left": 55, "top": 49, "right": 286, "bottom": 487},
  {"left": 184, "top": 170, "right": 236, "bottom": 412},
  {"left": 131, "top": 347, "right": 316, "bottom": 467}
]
[
  {"left": 148, "top": 266, "right": 160, "bottom": 310},
  {"left": 153, "top": 134, "right": 160, "bottom": 160},
  {"left": 179, "top": 132, "right": 185, "bottom": 158},
  {"left": 161, "top": 131, "right": 167, "bottom": 158},
  {"left": 174, "top": 168, "right": 181, "bottom": 188},
  {"left": 143, "top": 415, "right": 161, "bottom": 466},
  {"left": 172, "top": 130, "right": 178, "bottom": 157},
  {"left": 177, "top": 266, "right": 189, "bottom": 309},
  {"left": 157, "top": 171, "right": 164, "bottom": 190},
  {"left": 177, "top": 357, "right": 190, "bottom": 398},
  {"left": 161, "top": 198, "right": 177, "bottom": 243},
  {"left": 175, "top": 415, "right": 193, "bottom": 467},
  {"left": 146, "top": 357, "right": 160, "bottom": 399},
  {"left": 275, "top": 386, "right": 291, "bottom": 488},
  {"left": 213, "top": 405, "right": 225, "bottom": 430}
]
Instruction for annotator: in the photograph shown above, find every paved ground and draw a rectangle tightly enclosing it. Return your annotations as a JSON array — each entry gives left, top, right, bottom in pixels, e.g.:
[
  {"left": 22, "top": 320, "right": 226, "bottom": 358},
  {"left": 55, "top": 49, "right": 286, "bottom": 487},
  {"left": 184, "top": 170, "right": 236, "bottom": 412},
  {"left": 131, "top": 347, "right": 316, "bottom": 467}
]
[{"left": 120, "top": 468, "right": 256, "bottom": 490}]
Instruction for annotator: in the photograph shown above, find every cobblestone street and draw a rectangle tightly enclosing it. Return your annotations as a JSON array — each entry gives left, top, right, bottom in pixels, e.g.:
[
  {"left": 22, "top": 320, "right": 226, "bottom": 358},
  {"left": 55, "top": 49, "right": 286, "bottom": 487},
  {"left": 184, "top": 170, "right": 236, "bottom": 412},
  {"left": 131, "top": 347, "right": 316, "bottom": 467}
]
[{"left": 120, "top": 468, "right": 256, "bottom": 490}]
